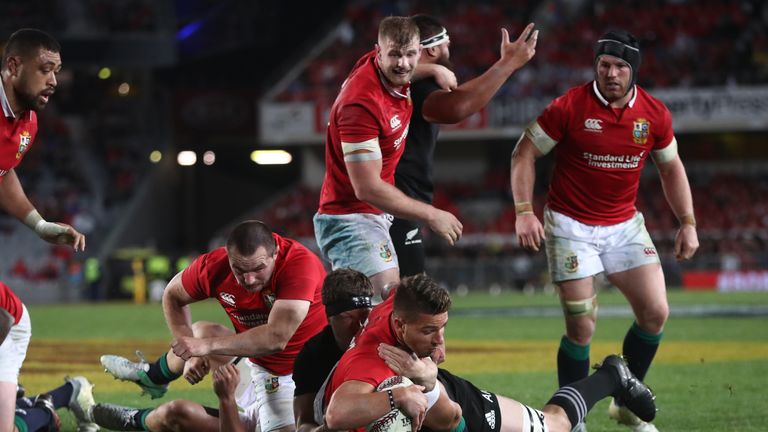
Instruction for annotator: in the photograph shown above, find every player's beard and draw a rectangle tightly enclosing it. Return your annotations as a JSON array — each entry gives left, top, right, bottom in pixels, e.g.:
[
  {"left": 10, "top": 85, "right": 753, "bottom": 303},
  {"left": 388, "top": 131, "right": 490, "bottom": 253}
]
[{"left": 15, "top": 83, "right": 49, "bottom": 112}]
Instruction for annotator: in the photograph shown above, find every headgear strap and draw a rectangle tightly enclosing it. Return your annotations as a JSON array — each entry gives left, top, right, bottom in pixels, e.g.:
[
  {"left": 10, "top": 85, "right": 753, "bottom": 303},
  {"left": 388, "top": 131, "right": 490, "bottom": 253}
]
[
  {"left": 325, "top": 295, "right": 372, "bottom": 317},
  {"left": 421, "top": 28, "right": 450, "bottom": 48}
]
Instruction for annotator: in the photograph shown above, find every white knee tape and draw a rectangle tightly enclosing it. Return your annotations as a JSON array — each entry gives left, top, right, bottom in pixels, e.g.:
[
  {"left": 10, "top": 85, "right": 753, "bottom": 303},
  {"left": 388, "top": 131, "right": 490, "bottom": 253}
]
[
  {"left": 562, "top": 295, "right": 598, "bottom": 318},
  {"left": 521, "top": 405, "right": 549, "bottom": 432}
]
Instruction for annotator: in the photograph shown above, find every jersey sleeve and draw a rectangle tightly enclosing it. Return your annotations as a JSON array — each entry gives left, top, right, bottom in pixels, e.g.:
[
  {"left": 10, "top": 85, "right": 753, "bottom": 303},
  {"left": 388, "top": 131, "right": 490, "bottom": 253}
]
[
  {"left": 338, "top": 104, "right": 381, "bottom": 145},
  {"left": 274, "top": 250, "right": 323, "bottom": 301},
  {"left": 651, "top": 105, "right": 677, "bottom": 164},
  {"left": 180, "top": 253, "right": 213, "bottom": 300},
  {"left": 529, "top": 95, "right": 567, "bottom": 154}
]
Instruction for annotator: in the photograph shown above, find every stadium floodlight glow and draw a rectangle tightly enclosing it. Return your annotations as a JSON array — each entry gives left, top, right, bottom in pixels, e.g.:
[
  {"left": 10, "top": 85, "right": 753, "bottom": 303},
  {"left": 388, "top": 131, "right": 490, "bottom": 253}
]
[
  {"left": 203, "top": 150, "right": 216, "bottom": 165},
  {"left": 251, "top": 150, "right": 292, "bottom": 165},
  {"left": 98, "top": 67, "right": 112, "bottom": 80},
  {"left": 149, "top": 150, "right": 162, "bottom": 163},
  {"left": 177, "top": 150, "right": 197, "bottom": 166},
  {"left": 118, "top": 82, "right": 130, "bottom": 96}
]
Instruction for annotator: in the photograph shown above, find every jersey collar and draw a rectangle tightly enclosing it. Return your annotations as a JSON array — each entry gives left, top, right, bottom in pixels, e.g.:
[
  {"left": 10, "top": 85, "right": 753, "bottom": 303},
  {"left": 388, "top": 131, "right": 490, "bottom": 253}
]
[
  {"left": 0, "top": 81, "right": 15, "bottom": 119},
  {"left": 592, "top": 80, "right": 637, "bottom": 108}
]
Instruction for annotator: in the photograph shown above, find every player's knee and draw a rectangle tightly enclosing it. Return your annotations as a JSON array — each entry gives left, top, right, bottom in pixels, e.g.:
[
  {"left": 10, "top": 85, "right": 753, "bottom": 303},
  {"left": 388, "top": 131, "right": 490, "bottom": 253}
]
[
  {"left": 561, "top": 295, "right": 598, "bottom": 319},
  {"left": 636, "top": 304, "right": 668, "bottom": 334},
  {"left": 154, "top": 400, "right": 198, "bottom": 431},
  {"left": 191, "top": 321, "right": 230, "bottom": 338}
]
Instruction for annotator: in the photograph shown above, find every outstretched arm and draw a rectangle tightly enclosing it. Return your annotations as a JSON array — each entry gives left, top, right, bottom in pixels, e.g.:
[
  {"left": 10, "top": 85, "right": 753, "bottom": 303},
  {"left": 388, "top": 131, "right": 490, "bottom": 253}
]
[
  {"left": 0, "top": 169, "right": 85, "bottom": 251},
  {"left": 422, "top": 23, "right": 538, "bottom": 124},
  {"left": 172, "top": 299, "right": 309, "bottom": 359},
  {"left": 656, "top": 155, "right": 699, "bottom": 260}
]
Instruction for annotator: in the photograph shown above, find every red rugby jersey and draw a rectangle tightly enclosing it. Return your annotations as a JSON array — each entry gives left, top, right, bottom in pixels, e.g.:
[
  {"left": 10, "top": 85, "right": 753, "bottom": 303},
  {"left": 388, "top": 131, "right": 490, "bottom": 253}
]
[
  {"left": 181, "top": 233, "right": 327, "bottom": 375},
  {"left": 318, "top": 50, "right": 412, "bottom": 215},
  {"left": 536, "top": 82, "right": 674, "bottom": 225},
  {"left": 0, "top": 282, "right": 23, "bottom": 325},
  {"left": 0, "top": 83, "right": 37, "bottom": 181}
]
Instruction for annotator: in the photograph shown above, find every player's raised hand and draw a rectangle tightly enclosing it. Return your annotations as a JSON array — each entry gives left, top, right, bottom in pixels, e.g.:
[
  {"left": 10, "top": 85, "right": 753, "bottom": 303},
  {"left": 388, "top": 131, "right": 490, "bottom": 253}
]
[
  {"left": 500, "top": 22, "right": 538, "bottom": 71},
  {"left": 182, "top": 355, "right": 210, "bottom": 384},
  {"left": 515, "top": 213, "right": 545, "bottom": 252},
  {"left": 427, "top": 208, "right": 463, "bottom": 246},
  {"left": 674, "top": 224, "right": 699, "bottom": 261},
  {"left": 212, "top": 363, "right": 240, "bottom": 399},
  {"left": 378, "top": 343, "right": 438, "bottom": 391}
]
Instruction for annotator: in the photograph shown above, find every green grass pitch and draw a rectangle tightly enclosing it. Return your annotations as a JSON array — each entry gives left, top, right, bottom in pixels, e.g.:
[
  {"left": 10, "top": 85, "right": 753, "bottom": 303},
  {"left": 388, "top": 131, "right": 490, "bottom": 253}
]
[{"left": 21, "top": 290, "right": 768, "bottom": 431}]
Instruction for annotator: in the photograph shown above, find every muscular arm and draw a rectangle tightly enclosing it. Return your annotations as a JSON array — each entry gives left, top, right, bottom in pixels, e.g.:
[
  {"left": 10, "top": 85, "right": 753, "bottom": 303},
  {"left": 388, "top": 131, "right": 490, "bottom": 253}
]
[
  {"left": 0, "top": 168, "right": 86, "bottom": 250},
  {"left": 0, "top": 169, "right": 34, "bottom": 220},
  {"left": 656, "top": 155, "right": 694, "bottom": 221},
  {"left": 422, "top": 24, "right": 537, "bottom": 124},
  {"left": 510, "top": 134, "right": 546, "bottom": 251},
  {"left": 212, "top": 364, "right": 246, "bottom": 432},
  {"left": 656, "top": 154, "right": 699, "bottom": 260},
  {"left": 202, "top": 299, "right": 309, "bottom": 357},
  {"left": 325, "top": 380, "right": 427, "bottom": 430},
  {"left": 162, "top": 272, "right": 197, "bottom": 340},
  {"left": 347, "top": 156, "right": 461, "bottom": 245},
  {"left": 347, "top": 156, "right": 439, "bottom": 223}
]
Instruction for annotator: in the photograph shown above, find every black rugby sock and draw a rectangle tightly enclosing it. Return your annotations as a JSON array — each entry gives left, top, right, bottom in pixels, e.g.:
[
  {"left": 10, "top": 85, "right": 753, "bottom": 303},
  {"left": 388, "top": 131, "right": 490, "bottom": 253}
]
[
  {"left": 622, "top": 321, "right": 662, "bottom": 381},
  {"left": 146, "top": 353, "right": 181, "bottom": 385},
  {"left": 548, "top": 366, "right": 619, "bottom": 427},
  {"left": 557, "top": 335, "right": 590, "bottom": 386},
  {"left": 47, "top": 382, "right": 74, "bottom": 409}
]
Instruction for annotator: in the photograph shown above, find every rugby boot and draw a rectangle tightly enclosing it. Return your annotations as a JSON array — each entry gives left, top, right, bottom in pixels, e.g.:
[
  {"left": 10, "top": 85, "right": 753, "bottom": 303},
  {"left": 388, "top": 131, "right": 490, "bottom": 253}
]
[
  {"left": 65, "top": 376, "right": 100, "bottom": 431},
  {"left": 92, "top": 403, "right": 144, "bottom": 431},
  {"left": 594, "top": 355, "right": 657, "bottom": 423},
  {"left": 100, "top": 350, "right": 168, "bottom": 399},
  {"left": 608, "top": 399, "right": 659, "bottom": 432}
]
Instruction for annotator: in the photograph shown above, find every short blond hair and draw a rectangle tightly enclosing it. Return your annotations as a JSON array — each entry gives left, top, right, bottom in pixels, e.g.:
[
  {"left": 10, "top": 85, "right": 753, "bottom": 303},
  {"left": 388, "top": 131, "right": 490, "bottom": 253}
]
[{"left": 378, "top": 16, "right": 420, "bottom": 50}]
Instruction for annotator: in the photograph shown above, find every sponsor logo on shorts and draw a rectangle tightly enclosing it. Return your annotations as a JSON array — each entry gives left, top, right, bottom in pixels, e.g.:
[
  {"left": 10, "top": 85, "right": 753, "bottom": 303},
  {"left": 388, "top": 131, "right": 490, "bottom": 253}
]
[
  {"left": 220, "top": 292, "right": 236, "bottom": 307},
  {"left": 584, "top": 118, "right": 603, "bottom": 132},
  {"left": 644, "top": 247, "right": 657, "bottom": 256},
  {"left": 485, "top": 410, "right": 496, "bottom": 429},
  {"left": 265, "top": 375, "right": 280, "bottom": 393},
  {"left": 564, "top": 253, "right": 579, "bottom": 273},
  {"left": 379, "top": 242, "right": 394, "bottom": 262},
  {"left": 404, "top": 228, "right": 422, "bottom": 245},
  {"left": 633, "top": 118, "right": 650, "bottom": 145}
]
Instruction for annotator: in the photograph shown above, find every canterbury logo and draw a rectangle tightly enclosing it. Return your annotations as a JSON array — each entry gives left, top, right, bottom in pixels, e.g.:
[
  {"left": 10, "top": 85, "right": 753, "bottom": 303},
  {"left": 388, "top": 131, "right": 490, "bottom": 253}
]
[
  {"left": 390, "top": 115, "right": 402, "bottom": 130},
  {"left": 584, "top": 118, "right": 603, "bottom": 131},
  {"left": 220, "top": 292, "right": 236, "bottom": 306}
]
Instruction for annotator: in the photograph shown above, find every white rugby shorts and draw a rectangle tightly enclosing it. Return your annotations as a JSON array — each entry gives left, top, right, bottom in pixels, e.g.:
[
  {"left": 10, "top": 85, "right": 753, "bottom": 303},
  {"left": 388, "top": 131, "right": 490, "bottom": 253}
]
[
  {"left": 543, "top": 208, "right": 660, "bottom": 282},
  {"left": 235, "top": 360, "right": 296, "bottom": 432},
  {"left": 313, "top": 212, "right": 399, "bottom": 277},
  {"left": 0, "top": 305, "right": 31, "bottom": 383}
]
